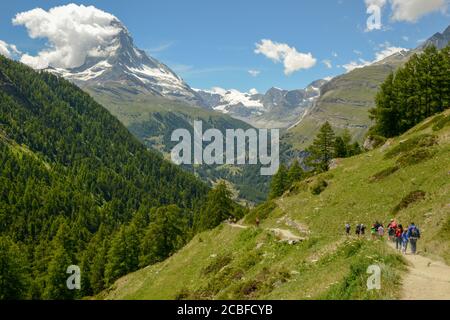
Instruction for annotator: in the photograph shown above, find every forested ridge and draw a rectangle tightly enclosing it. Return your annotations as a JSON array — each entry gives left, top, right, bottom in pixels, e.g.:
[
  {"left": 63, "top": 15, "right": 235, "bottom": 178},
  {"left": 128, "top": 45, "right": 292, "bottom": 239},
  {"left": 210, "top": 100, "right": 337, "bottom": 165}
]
[{"left": 0, "top": 56, "right": 238, "bottom": 299}]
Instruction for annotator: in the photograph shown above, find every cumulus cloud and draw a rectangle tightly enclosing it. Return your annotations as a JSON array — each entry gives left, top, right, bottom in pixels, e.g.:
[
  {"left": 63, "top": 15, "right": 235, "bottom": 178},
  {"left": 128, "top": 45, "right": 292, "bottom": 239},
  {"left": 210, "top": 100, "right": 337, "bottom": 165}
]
[
  {"left": 342, "top": 44, "right": 406, "bottom": 72},
  {"left": 249, "top": 88, "right": 259, "bottom": 95},
  {"left": 322, "top": 59, "right": 332, "bottom": 69},
  {"left": 390, "top": 0, "right": 447, "bottom": 22},
  {"left": 13, "top": 4, "right": 121, "bottom": 69},
  {"left": 254, "top": 39, "right": 316, "bottom": 75},
  {"left": 365, "top": 0, "right": 387, "bottom": 7},
  {"left": 0, "top": 40, "right": 21, "bottom": 58},
  {"left": 248, "top": 69, "right": 261, "bottom": 77},
  {"left": 364, "top": 0, "right": 447, "bottom": 27}
]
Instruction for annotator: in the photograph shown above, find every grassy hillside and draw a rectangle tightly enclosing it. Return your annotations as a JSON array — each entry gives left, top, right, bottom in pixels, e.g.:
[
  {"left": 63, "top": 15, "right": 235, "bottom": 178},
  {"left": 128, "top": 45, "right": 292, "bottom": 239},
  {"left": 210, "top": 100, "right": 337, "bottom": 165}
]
[
  {"left": 99, "top": 109, "right": 450, "bottom": 300},
  {"left": 283, "top": 54, "right": 410, "bottom": 151},
  {"left": 84, "top": 86, "right": 270, "bottom": 203}
]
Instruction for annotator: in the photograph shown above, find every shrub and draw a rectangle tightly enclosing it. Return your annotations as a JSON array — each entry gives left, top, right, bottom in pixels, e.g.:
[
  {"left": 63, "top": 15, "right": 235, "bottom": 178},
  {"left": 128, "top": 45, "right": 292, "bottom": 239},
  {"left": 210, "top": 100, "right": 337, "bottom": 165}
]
[
  {"left": 396, "top": 148, "right": 434, "bottom": 167},
  {"left": 391, "top": 190, "right": 426, "bottom": 214},
  {"left": 202, "top": 254, "right": 232, "bottom": 275},
  {"left": 384, "top": 134, "right": 437, "bottom": 159},
  {"left": 243, "top": 201, "right": 277, "bottom": 224},
  {"left": 370, "top": 166, "right": 399, "bottom": 182},
  {"left": 310, "top": 178, "right": 328, "bottom": 195},
  {"left": 432, "top": 114, "right": 450, "bottom": 131}
]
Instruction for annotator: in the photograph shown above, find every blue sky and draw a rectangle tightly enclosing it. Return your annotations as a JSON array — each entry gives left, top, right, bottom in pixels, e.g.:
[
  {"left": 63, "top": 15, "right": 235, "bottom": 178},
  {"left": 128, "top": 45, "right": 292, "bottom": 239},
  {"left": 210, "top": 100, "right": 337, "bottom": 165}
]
[{"left": 0, "top": 0, "right": 449, "bottom": 92}]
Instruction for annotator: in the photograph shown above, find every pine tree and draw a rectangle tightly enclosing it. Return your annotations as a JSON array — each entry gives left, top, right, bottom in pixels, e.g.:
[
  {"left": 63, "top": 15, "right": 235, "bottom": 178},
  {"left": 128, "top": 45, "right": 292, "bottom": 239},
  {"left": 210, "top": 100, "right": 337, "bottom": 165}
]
[
  {"left": 269, "top": 164, "right": 289, "bottom": 199},
  {"left": 334, "top": 136, "right": 347, "bottom": 158},
  {"left": 287, "top": 160, "right": 304, "bottom": 185},
  {"left": 196, "top": 182, "right": 234, "bottom": 230},
  {"left": 306, "top": 122, "right": 336, "bottom": 172},
  {"left": 0, "top": 236, "right": 29, "bottom": 300},
  {"left": 43, "top": 243, "right": 73, "bottom": 299},
  {"left": 139, "top": 205, "right": 185, "bottom": 266}
]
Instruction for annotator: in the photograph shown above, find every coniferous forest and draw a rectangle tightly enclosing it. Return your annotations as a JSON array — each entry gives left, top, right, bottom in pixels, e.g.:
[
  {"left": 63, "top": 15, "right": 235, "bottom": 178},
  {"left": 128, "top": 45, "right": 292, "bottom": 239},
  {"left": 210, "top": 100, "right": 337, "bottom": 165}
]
[{"left": 0, "top": 56, "right": 241, "bottom": 299}]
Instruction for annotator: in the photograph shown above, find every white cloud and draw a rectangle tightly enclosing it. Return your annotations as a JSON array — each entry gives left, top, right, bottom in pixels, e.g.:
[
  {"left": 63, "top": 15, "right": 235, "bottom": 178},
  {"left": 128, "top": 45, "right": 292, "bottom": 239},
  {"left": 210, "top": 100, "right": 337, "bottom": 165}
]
[
  {"left": 390, "top": 0, "right": 447, "bottom": 22},
  {"left": 342, "top": 59, "right": 372, "bottom": 73},
  {"left": 342, "top": 44, "right": 407, "bottom": 72},
  {"left": 248, "top": 69, "right": 261, "bottom": 77},
  {"left": 365, "top": 0, "right": 387, "bottom": 7},
  {"left": 13, "top": 4, "right": 121, "bottom": 69},
  {"left": 0, "top": 40, "right": 21, "bottom": 58},
  {"left": 249, "top": 88, "right": 258, "bottom": 95},
  {"left": 322, "top": 59, "right": 332, "bottom": 69},
  {"left": 254, "top": 39, "right": 316, "bottom": 75},
  {"left": 332, "top": 51, "right": 338, "bottom": 58},
  {"left": 364, "top": 0, "right": 447, "bottom": 26},
  {"left": 374, "top": 45, "right": 406, "bottom": 61}
]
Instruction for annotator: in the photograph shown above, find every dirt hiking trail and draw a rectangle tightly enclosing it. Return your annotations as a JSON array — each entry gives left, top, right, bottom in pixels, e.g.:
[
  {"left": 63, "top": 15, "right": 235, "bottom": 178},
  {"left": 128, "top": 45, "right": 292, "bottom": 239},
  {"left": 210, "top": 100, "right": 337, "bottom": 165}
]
[{"left": 388, "top": 242, "right": 450, "bottom": 300}]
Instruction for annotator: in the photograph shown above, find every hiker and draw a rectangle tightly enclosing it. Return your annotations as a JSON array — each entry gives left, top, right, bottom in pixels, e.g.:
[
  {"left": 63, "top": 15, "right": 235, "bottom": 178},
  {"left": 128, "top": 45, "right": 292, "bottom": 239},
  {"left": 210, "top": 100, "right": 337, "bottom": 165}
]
[
  {"left": 407, "top": 223, "right": 421, "bottom": 254},
  {"left": 345, "top": 223, "right": 351, "bottom": 236},
  {"left": 371, "top": 224, "right": 377, "bottom": 239},
  {"left": 360, "top": 224, "right": 366, "bottom": 235},
  {"left": 401, "top": 229, "right": 409, "bottom": 254},
  {"left": 355, "top": 224, "right": 361, "bottom": 236},
  {"left": 387, "top": 219, "right": 397, "bottom": 242},
  {"left": 377, "top": 224, "right": 384, "bottom": 238},
  {"left": 395, "top": 224, "right": 404, "bottom": 251},
  {"left": 255, "top": 217, "right": 260, "bottom": 228}
]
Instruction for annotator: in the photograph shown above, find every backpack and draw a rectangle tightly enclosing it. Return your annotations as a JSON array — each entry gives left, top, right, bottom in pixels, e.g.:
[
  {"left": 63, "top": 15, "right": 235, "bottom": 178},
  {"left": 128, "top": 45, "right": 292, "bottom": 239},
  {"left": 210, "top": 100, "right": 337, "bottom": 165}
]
[{"left": 410, "top": 226, "right": 420, "bottom": 238}]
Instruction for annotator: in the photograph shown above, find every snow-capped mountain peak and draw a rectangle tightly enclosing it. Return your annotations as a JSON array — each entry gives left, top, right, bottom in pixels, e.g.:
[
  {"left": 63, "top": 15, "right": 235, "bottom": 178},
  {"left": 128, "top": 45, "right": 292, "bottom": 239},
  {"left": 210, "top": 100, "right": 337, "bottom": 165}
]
[
  {"left": 195, "top": 79, "right": 329, "bottom": 127},
  {"left": 47, "top": 19, "right": 204, "bottom": 106}
]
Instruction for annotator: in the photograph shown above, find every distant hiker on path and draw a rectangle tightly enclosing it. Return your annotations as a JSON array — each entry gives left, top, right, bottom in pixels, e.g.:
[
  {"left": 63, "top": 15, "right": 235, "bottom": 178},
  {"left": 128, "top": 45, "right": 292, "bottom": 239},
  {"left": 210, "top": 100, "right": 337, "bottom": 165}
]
[
  {"left": 407, "top": 223, "right": 421, "bottom": 254},
  {"left": 345, "top": 223, "right": 351, "bottom": 236},
  {"left": 377, "top": 224, "right": 384, "bottom": 238},
  {"left": 371, "top": 224, "right": 377, "bottom": 239},
  {"left": 401, "top": 229, "right": 409, "bottom": 254},
  {"left": 395, "top": 224, "right": 404, "bottom": 251},
  {"left": 355, "top": 224, "right": 361, "bottom": 236},
  {"left": 387, "top": 219, "right": 397, "bottom": 242},
  {"left": 255, "top": 217, "right": 260, "bottom": 228},
  {"left": 360, "top": 224, "right": 366, "bottom": 235}
]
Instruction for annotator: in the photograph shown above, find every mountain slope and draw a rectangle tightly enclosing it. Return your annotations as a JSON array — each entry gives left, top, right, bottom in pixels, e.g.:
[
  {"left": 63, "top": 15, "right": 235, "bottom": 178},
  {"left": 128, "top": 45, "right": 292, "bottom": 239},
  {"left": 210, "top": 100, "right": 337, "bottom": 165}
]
[
  {"left": 195, "top": 80, "right": 327, "bottom": 129},
  {"left": 99, "top": 109, "right": 450, "bottom": 300},
  {"left": 45, "top": 17, "right": 269, "bottom": 203},
  {"left": 0, "top": 56, "right": 209, "bottom": 298},
  {"left": 47, "top": 20, "right": 205, "bottom": 107},
  {"left": 86, "top": 87, "right": 271, "bottom": 203},
  {"left": 284, "top": 25, "right": 450, "bottom": 151}
]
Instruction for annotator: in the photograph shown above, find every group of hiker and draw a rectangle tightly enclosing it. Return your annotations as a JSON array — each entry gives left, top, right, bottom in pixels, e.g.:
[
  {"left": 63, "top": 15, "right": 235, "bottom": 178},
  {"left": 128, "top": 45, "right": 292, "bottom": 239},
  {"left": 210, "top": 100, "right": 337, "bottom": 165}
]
[{"left": 345, "top": 219, "right": 421, "bottom": 255}]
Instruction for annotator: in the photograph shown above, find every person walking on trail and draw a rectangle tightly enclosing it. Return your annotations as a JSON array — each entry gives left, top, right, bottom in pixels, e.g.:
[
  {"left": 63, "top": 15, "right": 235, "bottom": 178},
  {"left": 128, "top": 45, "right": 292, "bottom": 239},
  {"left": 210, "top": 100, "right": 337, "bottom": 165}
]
[
  {"left": 345, "top": 223, "right": 351, "bottom": 236},
  {"left": 395, "top": 224, "right": 404, "bottom": 251},
  {"left": 255, "top": 217, "right": 260, "bottom": 228},
  {"left": 355, "top": 224, "right": 361, "bottom": 236},
  {"left": 407, "top": 223, "right": 421, "bottom": 255},
  {"left": 371, "top": 224, "right": 377, "bottom": 239},
  {"left": 377, "top": 224, "right": 384, "bottom": 238},
  {"left": 387, "top": 219, "right": 397, "bottom": 242},
  {"left": 360, "top": 224, "right": 366, "bottom": 235},
  {"left": 401, "top": 229, "right": 409, "bottom": 254}
]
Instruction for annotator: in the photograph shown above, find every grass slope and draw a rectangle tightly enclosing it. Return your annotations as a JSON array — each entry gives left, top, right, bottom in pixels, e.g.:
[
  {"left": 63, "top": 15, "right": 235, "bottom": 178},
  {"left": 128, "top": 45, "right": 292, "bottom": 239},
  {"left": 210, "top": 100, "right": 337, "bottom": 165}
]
[
  {"left": 284, "top": 55, "right": 409, "bottom": 151},
  {"left": 99, "top": 110, "right": 450, "bottom": 300}
]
